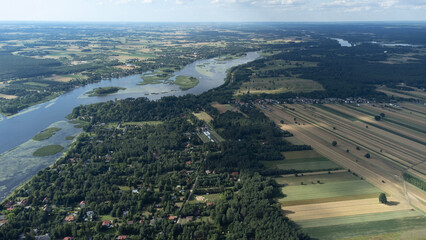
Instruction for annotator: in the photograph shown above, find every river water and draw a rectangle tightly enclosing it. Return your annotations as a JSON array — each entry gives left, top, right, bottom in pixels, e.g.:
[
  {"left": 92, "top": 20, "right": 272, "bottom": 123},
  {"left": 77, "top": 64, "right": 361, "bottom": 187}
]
[
  {"left": 0, "top": 52, "right": 260, "bottom": 154},
  {"left": 0, "top": 52, "right": 260, "bottom": 200}
]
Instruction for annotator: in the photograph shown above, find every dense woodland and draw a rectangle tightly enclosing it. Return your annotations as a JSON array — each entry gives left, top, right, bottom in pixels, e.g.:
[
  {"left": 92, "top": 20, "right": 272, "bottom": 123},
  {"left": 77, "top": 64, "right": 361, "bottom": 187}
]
[{"left": 1, "top": 92, "right": 311, "bottom": 239}]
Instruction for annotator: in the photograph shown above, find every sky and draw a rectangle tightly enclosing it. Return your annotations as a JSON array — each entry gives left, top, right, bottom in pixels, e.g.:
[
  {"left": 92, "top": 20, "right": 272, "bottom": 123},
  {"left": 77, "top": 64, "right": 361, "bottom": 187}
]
[{"left": 0, "top": 0, "right": 425, "bottom": 22}]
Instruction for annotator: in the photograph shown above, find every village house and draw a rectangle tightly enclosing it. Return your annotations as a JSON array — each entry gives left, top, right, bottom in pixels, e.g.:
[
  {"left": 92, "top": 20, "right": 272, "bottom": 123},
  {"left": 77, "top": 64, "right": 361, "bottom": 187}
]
[
  {"left": 64, "top": 215, "right": 75, "bottom": 222},
  {"left": 102, "top": 220, "right": 113, "bottom": 228}
]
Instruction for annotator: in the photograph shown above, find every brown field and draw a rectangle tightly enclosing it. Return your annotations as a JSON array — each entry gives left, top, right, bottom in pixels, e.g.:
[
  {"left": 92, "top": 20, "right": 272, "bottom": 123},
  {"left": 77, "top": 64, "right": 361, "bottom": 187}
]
[
  {"left": 284, "top": 197, "right": 412, "bottom": 221},
  {"left": 45, "top": 75, "right": 73, "bottom": 82},
  {"left": 212, "top": 102, "right": 234, "bottom": 113},
  {"left": 257, "top": 104, "right": 426, "bottom": 213}
]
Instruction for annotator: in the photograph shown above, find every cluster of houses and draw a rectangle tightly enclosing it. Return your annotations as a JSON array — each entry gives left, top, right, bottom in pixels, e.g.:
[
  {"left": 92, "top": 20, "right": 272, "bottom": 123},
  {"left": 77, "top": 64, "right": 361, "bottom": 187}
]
[{"left": 3, "top": 198, "right": 29, "bottom": 211}]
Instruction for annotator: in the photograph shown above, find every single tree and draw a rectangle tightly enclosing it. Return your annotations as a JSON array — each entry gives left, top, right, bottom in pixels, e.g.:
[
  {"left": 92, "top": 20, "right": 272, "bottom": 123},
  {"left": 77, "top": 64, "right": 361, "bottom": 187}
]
[
  {"left": 379, "top": 193, "right": 387, "bottom": 204},
  {"left": 365, "top": 153, "right": 371, "bottom": 158},
  {"left": 332, "top": 140, "right": 337, "bottom": 146},
  {"left": 374, "top": 115, "right": 381, "bottom": 121},
  {"left": 380, "top": 113, "right": 386, "bottom": 118}
]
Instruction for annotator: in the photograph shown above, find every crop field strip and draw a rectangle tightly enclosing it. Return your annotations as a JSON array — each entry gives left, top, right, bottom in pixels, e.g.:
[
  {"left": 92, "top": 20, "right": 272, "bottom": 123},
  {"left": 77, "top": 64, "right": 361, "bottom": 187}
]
[
  {"left": 296, "top": 209, "right": 423, "bottom": 228},
  {"left": 340, "top": 105, "right": 426, "bottom": 145},
  {"left": 316, "top": 103, "right": 426, "bottom": 147},
  {"left": 257, "top": 105, "right": 426, "bottom": 213},
  {"left": 304, "top": 105, "right": 426, "bottom": 177},
  {"left": 263, "top": 151, "right": 342, "bottom": 171},
  {"left": 400, "top": 102, "right": 426, "bottom": 116},
  {"left": 284, "top": 197, "right": 412, "bottom": 221},
  {"left": 362, "top": 104, "right": 426, "bottom": 131},
  {"left": 313, "top": 105, "right": 425, "bottom": 166},
  {"left": 323, "top": 104, "right": 426, "bottom": 175},
  {"left": 303, "top": 216, "right": 426, "bottom": 240},
  {"left": 315, "top": 104, "right": 426, "bottom": 157},
  {"left": 287, "top": 104, "right": 425, "bottom": 171},
  {"left": 280, "top": 179, "right": 380, "bottom": 203},
  {"left": 343, "top": 104, "right": 426, "bottom": 141},
  {"left": 275, "top": 104, "right": 415, "bottom": 170}
]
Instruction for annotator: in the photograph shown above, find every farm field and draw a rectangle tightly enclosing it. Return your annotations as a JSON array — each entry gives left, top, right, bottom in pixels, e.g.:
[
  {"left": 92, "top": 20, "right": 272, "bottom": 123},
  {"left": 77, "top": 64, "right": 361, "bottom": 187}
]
[
  {"left": 257, "top": 103, "right": 426, "bottom": 239},
  {"left": 234, "top": 77, "right": 323, "bottom": 96},
  {"left": 376, "top": 86, "right": 426, "bottom": 102},
  {"left": 193, "top": 111, "right": 213, "bottom": 123},
  {"left": 260, "top": 103, "right": 426, "bottom": 211},
  {"left": 263, "top": 150, "right": 341, "bottom": 171},
  {"left": 304, "top": 216, "right": 426, "bottom": 240},
  {"left": 279, "top": 177, "right": 381, "bottom": 206}
]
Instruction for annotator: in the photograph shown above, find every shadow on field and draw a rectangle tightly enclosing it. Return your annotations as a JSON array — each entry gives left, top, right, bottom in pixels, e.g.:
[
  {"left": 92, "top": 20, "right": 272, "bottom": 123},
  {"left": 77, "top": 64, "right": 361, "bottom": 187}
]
[
  {"left": 281, "top": 209, "right": 295, "bottom": 215},
  {"left": 387, "top": 201, "right": 400, "bottom": 206}
]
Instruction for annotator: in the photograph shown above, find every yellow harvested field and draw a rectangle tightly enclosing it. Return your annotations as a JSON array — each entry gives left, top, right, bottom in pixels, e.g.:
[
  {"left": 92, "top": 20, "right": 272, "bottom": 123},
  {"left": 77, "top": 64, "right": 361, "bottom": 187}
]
[
  {"left": 114, "top": 65, "right": 135, "bottom": 70},
  {"left": 194, "top": 112, "right": 213, "bottom": 123},
  {"left": 284, "top": 197, "right": 412, "bottom": 221},
  {"left": 0, "top": 93, "right": 18, "bottom": 99}
]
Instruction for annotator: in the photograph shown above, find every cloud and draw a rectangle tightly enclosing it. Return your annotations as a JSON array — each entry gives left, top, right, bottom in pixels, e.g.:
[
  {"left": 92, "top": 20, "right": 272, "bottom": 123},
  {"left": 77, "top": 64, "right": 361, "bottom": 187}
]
[{"left": 107, "top": 0, "right": 152, "bottom": 4}]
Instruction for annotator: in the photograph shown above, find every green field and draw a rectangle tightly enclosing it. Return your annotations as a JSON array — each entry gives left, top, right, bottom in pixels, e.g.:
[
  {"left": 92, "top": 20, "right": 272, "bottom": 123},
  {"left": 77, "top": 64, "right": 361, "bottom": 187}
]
[
  {"left": 33, "top": 145, "right": 64, "bottom": 157},
  {"left": 275, "top": 172, "right": 359, "bottom": 186},
  {"left": 283, "top": 150, "right": 322, "bottom": 159},
  {"left": 197, "top": 132, "right": 211, "bottom": 143},
  {"left": 262, "top": 157, "right": 341, "bottom": 171},
  {"left": 303, "top": 216, "right": 426, "bottom": 240},
  {"left": 32, "top": 127, "right": 61, "bottom": 141},
  {"left": 174, "top": 75, "right": 199, "bottom": 90},
  {"left": 280, "top": 180, "right": 381, "bottom": 204},
  {"left": 236, "top": 77, "right": 324, "bottom": 96},
  {"left": 297, "top": 210, "right": 423, "bottom": 228},
  {"left": 209, "top": 129, "right": 225, "bottom": 143},
  {"left": 190, "top": 193, "right": 222, "bottom": 204}
]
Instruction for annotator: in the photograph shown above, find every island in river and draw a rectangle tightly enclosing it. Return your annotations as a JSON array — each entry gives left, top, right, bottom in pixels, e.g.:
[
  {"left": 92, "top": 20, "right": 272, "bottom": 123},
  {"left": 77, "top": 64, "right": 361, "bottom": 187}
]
[{"left": 85, "top": 87, "right": 126, "bottom": 97}]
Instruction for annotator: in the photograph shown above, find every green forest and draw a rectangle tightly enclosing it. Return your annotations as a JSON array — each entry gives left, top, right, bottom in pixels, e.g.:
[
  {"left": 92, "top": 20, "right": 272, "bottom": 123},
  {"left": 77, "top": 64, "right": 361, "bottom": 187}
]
[{"left": 0, "top": 93, "right": 313, "bottom": 239}]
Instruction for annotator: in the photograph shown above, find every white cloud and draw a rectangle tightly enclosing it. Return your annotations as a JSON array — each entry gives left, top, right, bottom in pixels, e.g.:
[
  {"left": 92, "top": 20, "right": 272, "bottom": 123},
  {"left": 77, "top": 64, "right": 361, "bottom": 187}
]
[{"left": 379, "top": 0, "right": 398, "bottom": 8}]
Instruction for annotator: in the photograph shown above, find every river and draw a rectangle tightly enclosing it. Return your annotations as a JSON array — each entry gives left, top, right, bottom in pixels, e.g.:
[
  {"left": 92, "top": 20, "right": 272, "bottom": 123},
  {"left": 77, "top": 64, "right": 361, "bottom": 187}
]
[{"left": 0, "top": 52, "right": 260, "bottom": 201}]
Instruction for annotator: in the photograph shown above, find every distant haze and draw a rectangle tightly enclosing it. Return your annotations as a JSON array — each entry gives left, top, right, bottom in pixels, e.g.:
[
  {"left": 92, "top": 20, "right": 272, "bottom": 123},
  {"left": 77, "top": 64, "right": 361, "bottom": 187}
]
[{"left": 0, "top": 0, "right": 425, "bottom": 22}]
